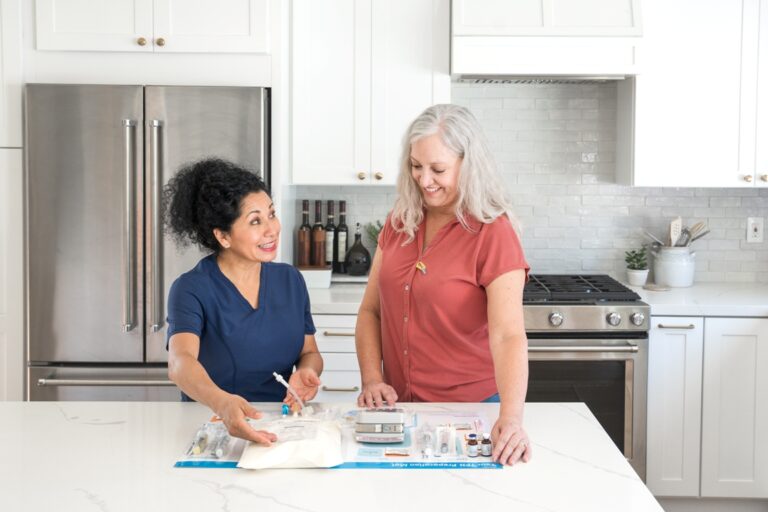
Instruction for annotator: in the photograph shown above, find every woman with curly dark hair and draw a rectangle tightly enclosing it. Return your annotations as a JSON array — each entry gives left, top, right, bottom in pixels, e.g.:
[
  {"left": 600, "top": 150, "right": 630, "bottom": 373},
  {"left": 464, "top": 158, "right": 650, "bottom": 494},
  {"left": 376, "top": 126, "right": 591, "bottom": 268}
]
[{"left": 164, "top": 158, "right": 322, "bottom": 445}]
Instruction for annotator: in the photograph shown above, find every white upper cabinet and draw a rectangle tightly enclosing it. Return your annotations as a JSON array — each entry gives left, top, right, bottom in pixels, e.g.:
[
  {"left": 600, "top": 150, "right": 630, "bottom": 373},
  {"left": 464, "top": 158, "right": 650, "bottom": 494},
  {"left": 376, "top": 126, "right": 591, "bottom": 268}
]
[
  {"left": 0, "top": 0, "right": 22, "bottom": 147},
  {"left": 291, "top": 0, "right": 450, "bottom": 185},
  {"left": 646, "top": 318, "right": 704, "bottom": 497},
  {"left": 35, "top": 0, "right": 269, "bottom": 53},
  {"left": 740, "top": 0, "right": 768, "bottom": 187},
  {"left": 619, "top": 0, "right": 767, "bottom": 187},
  {"left": 451, "top": 0, "right": 641, "bottom": 76},
  {"left": 701, "top": 317, "right": 768, "bottom": 498}
]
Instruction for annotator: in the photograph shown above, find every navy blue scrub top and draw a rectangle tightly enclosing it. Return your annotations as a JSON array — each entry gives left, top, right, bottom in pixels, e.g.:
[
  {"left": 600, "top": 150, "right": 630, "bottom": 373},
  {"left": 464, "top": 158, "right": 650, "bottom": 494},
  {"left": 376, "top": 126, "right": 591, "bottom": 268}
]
[{"left": 166, "top": 255, "right": 316, "bottom": 402}]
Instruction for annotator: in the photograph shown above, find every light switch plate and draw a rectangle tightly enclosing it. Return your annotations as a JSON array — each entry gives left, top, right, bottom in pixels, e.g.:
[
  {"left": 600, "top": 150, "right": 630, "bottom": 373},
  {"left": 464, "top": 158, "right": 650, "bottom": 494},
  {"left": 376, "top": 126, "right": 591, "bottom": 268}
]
[{"left": 747, "top": 217, "right": 764, "bottom": 243}]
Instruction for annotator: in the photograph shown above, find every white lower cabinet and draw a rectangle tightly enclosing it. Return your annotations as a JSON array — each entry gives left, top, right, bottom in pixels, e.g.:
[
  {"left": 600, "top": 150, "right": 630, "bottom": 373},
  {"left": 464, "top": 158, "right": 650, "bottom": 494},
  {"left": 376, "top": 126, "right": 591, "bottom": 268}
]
[
  {"left": 312, "top": 314, "right": 361, "bottom": 403},
  {"left": 647, "top": 316, "right": 768, "bottom": 499},
  {"left": 701, "top": 317, "right": 768, "bottom": 498},
  {"left": 647, "top": 317, "right": 704, "bottom": 496}
]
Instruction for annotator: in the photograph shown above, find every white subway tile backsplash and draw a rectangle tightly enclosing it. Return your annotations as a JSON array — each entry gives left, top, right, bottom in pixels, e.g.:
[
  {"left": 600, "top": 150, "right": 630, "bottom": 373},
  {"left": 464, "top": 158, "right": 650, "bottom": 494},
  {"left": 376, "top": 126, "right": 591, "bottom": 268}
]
[{"left": 295, "top": 83, "right": 768, "bottom": 283}]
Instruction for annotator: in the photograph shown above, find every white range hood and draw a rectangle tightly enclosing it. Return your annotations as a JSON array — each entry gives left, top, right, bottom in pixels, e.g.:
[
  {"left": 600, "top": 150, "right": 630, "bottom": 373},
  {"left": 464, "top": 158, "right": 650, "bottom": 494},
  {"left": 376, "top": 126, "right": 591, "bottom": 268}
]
[{"left": 451, "top": 0, "right": 642, "bottom": 79}]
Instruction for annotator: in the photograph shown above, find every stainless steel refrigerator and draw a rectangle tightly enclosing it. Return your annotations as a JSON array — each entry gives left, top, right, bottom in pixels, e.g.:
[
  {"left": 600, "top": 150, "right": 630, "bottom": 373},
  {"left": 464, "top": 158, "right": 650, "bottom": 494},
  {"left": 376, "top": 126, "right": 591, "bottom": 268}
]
[{"left": 25, "top": 84, "right": 270, "bottom": 400}]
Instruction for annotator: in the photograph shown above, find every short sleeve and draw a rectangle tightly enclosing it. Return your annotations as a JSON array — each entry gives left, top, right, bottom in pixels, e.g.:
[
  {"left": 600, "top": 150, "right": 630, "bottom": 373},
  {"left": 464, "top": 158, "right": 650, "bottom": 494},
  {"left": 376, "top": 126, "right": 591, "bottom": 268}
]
[
  {"left": 477, "top": 216, "right": 530, "bottom": 288},
  {"left": 378, "top": 214, "right": 395, "bottom": 249},
  {"left": 295, "top": 269, "right": 317, "bottom": 335},
  {"left": 166, "top": 277, "right": 204, "bottom": 343}
]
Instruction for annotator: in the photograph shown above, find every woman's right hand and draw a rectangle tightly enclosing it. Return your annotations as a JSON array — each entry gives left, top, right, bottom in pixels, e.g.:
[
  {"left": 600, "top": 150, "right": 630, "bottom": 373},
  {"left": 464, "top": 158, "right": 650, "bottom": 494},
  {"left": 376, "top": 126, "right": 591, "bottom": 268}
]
[
  {"left": 214, "top": 393, "right": 277, "bottom": 445},
  {"left": 357, "top": 381, "right": 398, "bottom": 408}
]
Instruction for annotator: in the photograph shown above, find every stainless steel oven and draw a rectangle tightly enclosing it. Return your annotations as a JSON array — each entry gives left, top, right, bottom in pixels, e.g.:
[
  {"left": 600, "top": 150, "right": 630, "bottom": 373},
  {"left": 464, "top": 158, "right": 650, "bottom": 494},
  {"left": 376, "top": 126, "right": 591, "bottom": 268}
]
[{"left": 523, "top": 276, "right": 650, "bottom": 480}]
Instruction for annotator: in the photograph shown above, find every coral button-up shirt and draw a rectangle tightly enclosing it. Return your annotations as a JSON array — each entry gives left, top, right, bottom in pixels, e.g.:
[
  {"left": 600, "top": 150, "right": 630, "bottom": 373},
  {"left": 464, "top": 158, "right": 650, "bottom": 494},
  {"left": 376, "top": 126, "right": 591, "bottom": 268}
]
[{"left": 377, "top": 214, "right": 529, "bottom": 402}]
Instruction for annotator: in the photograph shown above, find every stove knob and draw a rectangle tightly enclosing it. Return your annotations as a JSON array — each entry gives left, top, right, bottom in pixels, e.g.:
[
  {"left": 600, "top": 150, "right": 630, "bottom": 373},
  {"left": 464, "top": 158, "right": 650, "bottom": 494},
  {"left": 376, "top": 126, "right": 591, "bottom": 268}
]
[
  {"left": 630, "top": 312, "right": 645, "bottom": 326},
  {"left": 549, "top": 312, "right": 564, "bottom": 327},
  {"left": 606, "top": 312, "right": 622, "bottom": 326}
]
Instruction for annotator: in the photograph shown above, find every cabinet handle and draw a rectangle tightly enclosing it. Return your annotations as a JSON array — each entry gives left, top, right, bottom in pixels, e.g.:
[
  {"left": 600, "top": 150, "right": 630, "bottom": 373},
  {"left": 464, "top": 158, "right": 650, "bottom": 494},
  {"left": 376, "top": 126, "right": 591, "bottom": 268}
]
[
  {"left": 156, "top": 37, "right": 166, "bottom": 47},
  {"left": 137, "top": 37, "right": 147, "bottom": 46},
  {"left": 657, "top": 323, "right": 695, "bottom": 330},
  {"left": 322, "top": 385, "right": 360, "bottom": 392},
  {"left": 761, "top": 174, "right": 768, "bottom": 182},
  {"left": 744, "top": 175, "right": 753, "bottom": 182},
  {"left": 374, "top": 172, "right": 384, "bottom": 181},
  {"left": 322, "top": 330, "right": 354, "bottom": 337},
  {"left": 357, "top": 172, "right": 367, "bottom": 181}
]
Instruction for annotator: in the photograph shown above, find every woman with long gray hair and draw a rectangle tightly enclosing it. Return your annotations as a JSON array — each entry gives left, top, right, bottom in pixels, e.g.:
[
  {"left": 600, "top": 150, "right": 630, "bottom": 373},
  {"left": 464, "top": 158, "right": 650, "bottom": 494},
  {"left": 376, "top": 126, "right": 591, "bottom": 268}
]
[{"left": 355, "top": 104, "right": 531, "bottom": 466}]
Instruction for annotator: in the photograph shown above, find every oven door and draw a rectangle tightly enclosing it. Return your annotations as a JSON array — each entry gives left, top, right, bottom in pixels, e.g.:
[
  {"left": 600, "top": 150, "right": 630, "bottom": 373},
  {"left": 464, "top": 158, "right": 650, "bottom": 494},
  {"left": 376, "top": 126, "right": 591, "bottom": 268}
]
[{"left": 526, "top": 335, "right": 648, "bottom": 480}]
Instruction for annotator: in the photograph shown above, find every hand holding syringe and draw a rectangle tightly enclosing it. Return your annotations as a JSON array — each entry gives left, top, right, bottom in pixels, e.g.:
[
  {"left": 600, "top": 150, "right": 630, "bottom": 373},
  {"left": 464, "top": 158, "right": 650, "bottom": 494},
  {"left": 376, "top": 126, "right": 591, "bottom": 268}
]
[
  {"left": 273, "top": 370, "right": 321, "bottom": 415},
  {"left": 273, "top": 371, "right": 306, "bottom": 411}
]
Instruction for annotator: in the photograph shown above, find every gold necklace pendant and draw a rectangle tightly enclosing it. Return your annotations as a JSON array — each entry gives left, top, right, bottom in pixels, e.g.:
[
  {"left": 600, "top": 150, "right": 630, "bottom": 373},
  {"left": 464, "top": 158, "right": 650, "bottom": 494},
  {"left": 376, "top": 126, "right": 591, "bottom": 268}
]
[{"left": 415, "top": 261, "right": 427, "bottom": 275}]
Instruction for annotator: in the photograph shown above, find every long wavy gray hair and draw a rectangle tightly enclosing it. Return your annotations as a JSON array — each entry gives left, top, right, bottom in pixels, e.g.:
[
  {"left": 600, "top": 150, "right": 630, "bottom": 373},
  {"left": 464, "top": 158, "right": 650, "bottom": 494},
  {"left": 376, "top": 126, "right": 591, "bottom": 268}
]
[{"left": 391, "top": 104, "right": 518, "bottom": 243}]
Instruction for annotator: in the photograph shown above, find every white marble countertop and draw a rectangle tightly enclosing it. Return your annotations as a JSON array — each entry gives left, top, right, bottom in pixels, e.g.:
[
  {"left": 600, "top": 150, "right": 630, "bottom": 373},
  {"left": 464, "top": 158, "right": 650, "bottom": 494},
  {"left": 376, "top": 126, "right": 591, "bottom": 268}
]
[
  {"left": 631, "top": 282, "right": 768, "bottom": 317},
  {"left": 310, "top": 282, "right": 768, "bottom": 318},
  {"left": 0, "top": 401, "right": 660, "bottom": 512}
]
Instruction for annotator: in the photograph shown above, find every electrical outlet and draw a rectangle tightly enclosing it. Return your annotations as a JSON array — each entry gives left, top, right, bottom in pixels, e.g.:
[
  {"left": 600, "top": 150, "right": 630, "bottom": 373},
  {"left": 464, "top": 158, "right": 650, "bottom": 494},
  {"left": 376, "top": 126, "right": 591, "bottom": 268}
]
[{"left": 747, "top": 217, "right": 764, "bottom": 243}]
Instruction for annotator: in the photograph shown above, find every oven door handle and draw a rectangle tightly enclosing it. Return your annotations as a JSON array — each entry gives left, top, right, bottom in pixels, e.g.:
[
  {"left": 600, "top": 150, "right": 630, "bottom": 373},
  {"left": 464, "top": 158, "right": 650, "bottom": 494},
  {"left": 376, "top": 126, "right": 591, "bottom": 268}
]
[{"left": 528, "top": 345, "right": 639, "bottom": 353}]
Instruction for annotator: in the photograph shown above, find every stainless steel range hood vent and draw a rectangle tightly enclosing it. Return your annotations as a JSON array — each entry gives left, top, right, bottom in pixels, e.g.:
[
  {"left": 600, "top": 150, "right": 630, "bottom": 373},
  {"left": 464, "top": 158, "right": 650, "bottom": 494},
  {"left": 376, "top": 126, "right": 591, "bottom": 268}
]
[{"left": 457, "top": 75, "right": 626, "bottom": 85}]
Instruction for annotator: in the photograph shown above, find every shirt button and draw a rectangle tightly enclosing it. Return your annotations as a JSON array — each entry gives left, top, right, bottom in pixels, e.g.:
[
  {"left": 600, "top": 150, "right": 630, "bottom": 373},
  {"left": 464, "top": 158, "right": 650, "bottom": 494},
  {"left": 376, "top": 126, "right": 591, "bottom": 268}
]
[
  {"left": 404, "top": 350, "right": 408, "bottom": 355},
  {"left": 404, "top": 284, "right": 409, "bottom": 291},
  {"left": 404, "top": 316, "right": 408, "bottom": 322}
]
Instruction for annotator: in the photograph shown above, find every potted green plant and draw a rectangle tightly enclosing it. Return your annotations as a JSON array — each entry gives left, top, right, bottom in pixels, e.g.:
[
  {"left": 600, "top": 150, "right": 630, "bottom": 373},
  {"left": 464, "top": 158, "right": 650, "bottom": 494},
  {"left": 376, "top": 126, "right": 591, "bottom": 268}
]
[{"left": 624, "top": 247, "right": 649, "bottom": 286}]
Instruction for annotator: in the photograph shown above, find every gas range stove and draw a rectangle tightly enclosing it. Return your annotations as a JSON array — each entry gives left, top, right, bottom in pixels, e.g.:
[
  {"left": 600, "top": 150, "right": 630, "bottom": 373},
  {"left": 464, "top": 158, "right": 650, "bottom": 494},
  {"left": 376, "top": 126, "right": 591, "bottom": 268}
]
[{"left": 523, "top": 274, "right": 649, "bottom": 333}]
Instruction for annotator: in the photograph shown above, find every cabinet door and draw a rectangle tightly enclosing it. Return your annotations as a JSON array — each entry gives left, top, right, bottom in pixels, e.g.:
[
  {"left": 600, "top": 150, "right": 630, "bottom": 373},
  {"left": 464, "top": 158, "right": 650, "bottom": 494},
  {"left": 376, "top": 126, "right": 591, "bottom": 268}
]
[
  {"left": 153, "top": 0, "right": 269, "bottom": 53},
  {"left": 630, "top": 0, "right": 743, "bottom": 187},
  {"left": 370, "top": 0, "right": 450, "bottom": 186},
  {"left": 35, "top": 0, "right": 154, "bottom": 52},
  {"left": 646, "top": 317, "right": 704, "bottom": 497},
  {"left": 292, "top": 0, "right": 370, "bottom": 185},
  {"left": 0, "top": 0, "right": 22, "bottom": 147},
  {"left": 0, "top": 149, "right": 23, "bottom": 400},
  {"left": 701, "top": 318, "right": 768, "bottom": 498},
  {"left": 744, "top": 0, "right": 768, "bottom": 187},
  {"left": 452, "top": 0, "right": 641, "bottom": 36},
  {"left": 312, "top": 315, "right": 361, "bottom": 403}
]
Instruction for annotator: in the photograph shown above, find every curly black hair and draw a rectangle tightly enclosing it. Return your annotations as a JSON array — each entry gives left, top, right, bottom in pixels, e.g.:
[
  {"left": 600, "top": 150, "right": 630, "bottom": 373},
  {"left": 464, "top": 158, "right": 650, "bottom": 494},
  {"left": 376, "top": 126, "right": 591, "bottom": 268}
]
[{"left": 163, "top": 158, "right": 269, "bottom": 252}]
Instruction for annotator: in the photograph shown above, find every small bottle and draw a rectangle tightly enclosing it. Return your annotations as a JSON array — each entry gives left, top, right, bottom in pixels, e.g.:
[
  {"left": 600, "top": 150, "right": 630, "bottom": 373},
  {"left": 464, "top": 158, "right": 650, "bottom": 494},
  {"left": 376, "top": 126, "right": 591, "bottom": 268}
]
[
  {"left": 334, "top": 201, "right": 349, "bottom": 273},
  {"left": 297, "top": 200, "right": 311, "bottom": 267},
  {"left": 344, "top": 222, "right": 371, "bottom": 276},
  {"left": 480, "top": 433, "right": 492, "bottom": 457},
  {"left": 311, "top": 200, "right": 326, "bottom": 267},
  {"left": 325, "top": 200, "right": 336, "bottom": 268},
  {"left": 467, "top": 433, "right": 479, "bottom": 457}
]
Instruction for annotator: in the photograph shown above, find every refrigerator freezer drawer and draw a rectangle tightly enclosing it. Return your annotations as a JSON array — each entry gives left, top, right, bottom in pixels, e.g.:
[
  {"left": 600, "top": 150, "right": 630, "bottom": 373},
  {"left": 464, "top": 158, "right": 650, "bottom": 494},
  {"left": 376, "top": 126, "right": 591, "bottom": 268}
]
[{"left": 28, "top": 366, "right": 180, "bottom": 401}]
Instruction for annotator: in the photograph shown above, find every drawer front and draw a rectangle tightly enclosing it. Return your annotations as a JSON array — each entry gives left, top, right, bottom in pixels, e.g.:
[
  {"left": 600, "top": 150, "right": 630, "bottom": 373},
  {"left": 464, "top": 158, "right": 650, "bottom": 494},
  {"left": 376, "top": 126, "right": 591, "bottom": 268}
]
[
  {"left": 314, "top": 314, "right": 357, "bottom": 352},
  {"left": 314, "top": 370, "right": 361, "bottom": 403},
  {"left": 322, "top": 352, "right": 358, "bottom": 371},
  {"left": 313, "top": 314, "right": 357, "bottom": 329}
]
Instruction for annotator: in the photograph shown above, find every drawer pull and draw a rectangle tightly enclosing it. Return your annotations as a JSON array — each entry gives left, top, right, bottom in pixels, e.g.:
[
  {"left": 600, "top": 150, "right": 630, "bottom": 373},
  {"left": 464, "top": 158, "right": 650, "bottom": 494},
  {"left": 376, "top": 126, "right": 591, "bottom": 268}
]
[
  {"left": 322, "top": 331, "right": 355, "bottom": 337},
  {"left": 657, "top": 324, "right": 695, "bottom": 330},
  {"left": 322, "top": 385, "right": 360, "bottom": 392}
]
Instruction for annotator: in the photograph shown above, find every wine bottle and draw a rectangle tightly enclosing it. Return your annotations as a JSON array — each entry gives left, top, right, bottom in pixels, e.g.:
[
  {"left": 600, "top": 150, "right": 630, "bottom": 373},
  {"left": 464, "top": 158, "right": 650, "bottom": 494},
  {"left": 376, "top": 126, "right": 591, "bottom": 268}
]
[
  {"left": 325, "top": 200, "right": 336, "bottom": 268},
  {"left": 345, "top": 222, "right": 371, "bottom": 276},
  {"left": 311, "top": 200, "right": 326, "bottom": 267},
  {"left": 297, "top": 200, "right": 311, "bottom": 267},
  {"left": 334, "top": 201, "right": 349, "bottom": 273}
]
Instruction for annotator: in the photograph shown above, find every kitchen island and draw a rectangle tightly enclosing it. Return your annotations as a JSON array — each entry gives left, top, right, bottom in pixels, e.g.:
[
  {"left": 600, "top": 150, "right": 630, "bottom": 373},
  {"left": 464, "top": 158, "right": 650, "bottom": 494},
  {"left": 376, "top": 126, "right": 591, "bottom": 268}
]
[{"left": 0, "top": 401, "right": 661, "bottom": 512}]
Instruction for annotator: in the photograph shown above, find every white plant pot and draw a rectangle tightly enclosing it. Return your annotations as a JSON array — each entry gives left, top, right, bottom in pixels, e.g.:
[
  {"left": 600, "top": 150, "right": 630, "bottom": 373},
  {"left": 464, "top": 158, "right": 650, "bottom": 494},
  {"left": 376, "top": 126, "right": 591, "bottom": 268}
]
[{"left": 626, "top": 268, "right": 649, "bottom": 286}]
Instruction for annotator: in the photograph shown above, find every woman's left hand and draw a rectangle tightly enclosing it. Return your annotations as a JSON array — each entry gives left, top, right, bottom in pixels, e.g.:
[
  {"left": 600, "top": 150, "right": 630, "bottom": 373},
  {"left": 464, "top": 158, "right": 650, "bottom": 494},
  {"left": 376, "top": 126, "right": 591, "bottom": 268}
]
[
  {"left": 490, "top": 416, "right": 532, "bottom": 466},
  {"left": 285, "top": 368, "right": 322, "bottom": 405}
]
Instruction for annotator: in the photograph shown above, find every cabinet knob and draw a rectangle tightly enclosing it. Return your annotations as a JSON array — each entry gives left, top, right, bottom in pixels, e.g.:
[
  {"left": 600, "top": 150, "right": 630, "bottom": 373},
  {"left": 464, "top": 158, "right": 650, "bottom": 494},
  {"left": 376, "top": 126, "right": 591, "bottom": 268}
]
[
  {"left": 374, "top": 172, "right": 384, "bottom": 181},
  {"left": 357, "top": 172, "right": 367, "bottom": 181},
  {"left": 744, "top": 175, "right": 753, "bottom": 182},
  {"left": 137, "top": 37, "right": 147, "bottom": 46},
  {"left": 156, "top": 37, "right": 166, "bottom": 47},
  {"left": 761, "top": 174, "right": 768, "bottom": 182}
]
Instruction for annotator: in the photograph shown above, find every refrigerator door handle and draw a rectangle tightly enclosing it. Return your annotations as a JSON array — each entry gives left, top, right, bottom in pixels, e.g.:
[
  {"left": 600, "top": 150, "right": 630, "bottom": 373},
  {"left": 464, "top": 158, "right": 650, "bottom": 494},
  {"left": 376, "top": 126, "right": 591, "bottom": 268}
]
[
  {"left": 37, "top": 378, "right": 176, "bottom": 387},
  {"left": 122, "top": 119, "right": 138, "bottom": 332},
  {"left": 150, "top": 120, "right": 165, "bottom": 333}
]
